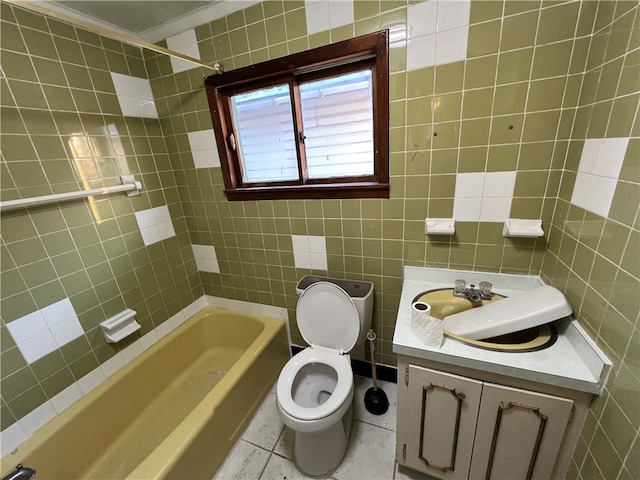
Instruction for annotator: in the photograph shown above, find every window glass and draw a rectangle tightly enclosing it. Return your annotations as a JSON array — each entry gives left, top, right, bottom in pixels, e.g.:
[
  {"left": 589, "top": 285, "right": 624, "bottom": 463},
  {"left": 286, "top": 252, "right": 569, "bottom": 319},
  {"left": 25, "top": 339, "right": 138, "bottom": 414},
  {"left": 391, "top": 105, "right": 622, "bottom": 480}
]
[
  {"left": 230, "top": 83, "right": 298, "bottom": 183},
  {"left": 300, "top": 69, "right": 374, "bottom": 180}
]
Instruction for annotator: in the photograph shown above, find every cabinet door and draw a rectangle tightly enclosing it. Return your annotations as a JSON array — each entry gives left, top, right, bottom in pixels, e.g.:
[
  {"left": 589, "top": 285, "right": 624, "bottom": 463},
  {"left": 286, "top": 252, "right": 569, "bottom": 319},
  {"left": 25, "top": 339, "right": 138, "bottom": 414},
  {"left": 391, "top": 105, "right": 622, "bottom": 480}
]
[
  {"left": 405, "top": 365, "right": 483, "bottom": 479},
  {"left": 469, "top": 382, "right": 573, "bottom": 480}
]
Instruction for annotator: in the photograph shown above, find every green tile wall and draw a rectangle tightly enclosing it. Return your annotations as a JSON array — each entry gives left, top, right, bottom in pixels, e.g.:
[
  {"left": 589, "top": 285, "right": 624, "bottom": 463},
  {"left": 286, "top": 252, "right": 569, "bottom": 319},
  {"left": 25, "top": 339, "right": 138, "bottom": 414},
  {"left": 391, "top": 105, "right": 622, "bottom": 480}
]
[
  {"left": 0, "top": 3, "right": 201, "bottom": 431},
  {"left": 145, "top": 0, "right": 597, "bottom": 366},
  {"left": 146, "top": 1, "right": 639, "bottom": 477},
  {"left": 540, "top": 2, "right": 639, "bottom": 478}
]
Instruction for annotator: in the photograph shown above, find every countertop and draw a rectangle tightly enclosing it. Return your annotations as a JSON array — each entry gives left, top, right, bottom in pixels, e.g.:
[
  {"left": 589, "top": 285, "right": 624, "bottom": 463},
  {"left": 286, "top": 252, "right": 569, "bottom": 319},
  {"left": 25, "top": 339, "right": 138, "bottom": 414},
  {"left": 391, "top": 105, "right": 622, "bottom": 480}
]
[{"left": 392, "top": 267, "right": 612, "bottom": 395}]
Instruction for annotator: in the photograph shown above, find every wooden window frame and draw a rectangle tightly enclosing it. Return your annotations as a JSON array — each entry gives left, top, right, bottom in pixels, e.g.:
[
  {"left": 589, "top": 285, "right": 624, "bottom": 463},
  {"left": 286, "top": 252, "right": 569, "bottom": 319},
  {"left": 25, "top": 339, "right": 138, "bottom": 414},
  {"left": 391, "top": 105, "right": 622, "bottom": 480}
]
[{"left": 204, "top": 30, "right": 389, "bottom": 201}]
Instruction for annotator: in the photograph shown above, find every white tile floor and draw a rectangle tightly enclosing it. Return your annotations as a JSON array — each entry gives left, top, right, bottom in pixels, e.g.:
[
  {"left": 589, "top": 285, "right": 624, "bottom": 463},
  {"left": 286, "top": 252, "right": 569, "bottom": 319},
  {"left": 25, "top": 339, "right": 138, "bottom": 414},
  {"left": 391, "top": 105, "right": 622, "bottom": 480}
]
[{"left": 213, "top": 376, "right": 432, "bottom": 480}]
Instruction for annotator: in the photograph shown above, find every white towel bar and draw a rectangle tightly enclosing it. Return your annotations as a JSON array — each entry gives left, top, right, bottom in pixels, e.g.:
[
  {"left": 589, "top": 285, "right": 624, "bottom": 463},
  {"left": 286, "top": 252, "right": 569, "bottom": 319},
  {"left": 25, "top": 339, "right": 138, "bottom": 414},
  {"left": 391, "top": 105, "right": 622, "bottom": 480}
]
[{"left": 0, "top": 175, "right": 142, "bottom": 213}]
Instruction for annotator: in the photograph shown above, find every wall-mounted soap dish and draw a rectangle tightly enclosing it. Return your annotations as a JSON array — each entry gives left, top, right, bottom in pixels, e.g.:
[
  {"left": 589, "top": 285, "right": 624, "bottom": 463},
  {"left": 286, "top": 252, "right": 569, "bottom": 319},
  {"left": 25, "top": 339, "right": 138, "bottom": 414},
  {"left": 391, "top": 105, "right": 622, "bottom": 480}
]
[
  {"left": 503, "top": 219, "right": 544, "bottom": 238},
  {"left": 425, "top": 218, "right": 455, "bottom": 235},
  {"left": 100, "top": 309, "right": 141, "bottom": 343}
]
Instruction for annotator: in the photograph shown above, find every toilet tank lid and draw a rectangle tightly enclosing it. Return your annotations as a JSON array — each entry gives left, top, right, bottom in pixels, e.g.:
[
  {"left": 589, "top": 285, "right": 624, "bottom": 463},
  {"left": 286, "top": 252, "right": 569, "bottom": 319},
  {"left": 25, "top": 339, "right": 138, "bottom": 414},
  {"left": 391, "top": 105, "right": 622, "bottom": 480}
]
[{"left": 297, "top": 282, "right": 360, "bottom": 352}]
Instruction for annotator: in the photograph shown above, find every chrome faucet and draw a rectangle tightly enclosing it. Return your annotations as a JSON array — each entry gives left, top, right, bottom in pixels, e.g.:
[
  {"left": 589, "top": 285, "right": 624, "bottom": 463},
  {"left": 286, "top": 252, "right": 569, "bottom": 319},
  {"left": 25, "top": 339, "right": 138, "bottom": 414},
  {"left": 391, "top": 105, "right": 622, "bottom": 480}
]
[
  {"left": 453, "top": 279, "right": 493, "bottom": 303},
  {"left": 2, "top": 465, "right": 36, "bottom": 480}
]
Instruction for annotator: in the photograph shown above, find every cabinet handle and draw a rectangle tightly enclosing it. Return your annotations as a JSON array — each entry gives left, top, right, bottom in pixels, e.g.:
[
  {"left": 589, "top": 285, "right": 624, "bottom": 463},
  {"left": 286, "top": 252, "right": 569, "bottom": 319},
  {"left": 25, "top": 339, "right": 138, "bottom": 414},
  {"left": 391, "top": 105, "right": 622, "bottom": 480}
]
[
  {"left": 419, "top": 383, "right": 465, "bottom": 473},
  {"left": 485, "top": 402, "right": 548, "bottom": 480}
]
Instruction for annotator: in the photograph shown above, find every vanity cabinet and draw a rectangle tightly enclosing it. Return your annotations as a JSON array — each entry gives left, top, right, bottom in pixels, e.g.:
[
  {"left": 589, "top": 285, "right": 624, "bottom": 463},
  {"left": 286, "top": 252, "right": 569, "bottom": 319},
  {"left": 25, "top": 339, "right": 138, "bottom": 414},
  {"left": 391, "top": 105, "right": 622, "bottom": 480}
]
[{"left": 397, "top": 359, "right": 590, "bottom": 480}]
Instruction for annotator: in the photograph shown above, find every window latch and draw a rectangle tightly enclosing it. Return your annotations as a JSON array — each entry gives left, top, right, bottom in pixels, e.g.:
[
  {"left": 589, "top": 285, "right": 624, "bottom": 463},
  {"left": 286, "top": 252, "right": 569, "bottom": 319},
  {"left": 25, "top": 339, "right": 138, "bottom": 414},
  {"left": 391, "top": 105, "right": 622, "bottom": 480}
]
[
  {"left": 298, "top": 132, "right": 306, "bottom": 144},
  {"left": 228, "top": 133, "right": 237, "bottom": 151}
]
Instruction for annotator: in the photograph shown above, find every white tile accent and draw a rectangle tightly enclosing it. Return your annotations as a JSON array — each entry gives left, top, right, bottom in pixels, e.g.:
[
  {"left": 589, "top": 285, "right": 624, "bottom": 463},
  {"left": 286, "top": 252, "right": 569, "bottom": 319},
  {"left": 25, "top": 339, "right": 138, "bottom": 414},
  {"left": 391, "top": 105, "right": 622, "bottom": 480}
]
[
  {"left": 586, "top": 177, "right": 618, "bottom": 217},
  {"left": 18, "top": 401, "right": 56, "bottom": 436},
  {"left": 100, "top": 353, "right": 126, "bottom": 378},
  {"left": 156, "top": 320, "right": 173, "bottom": 339},
  {"left": 307, "top": 235, "right": 327, "bottom": 254},
  {"left": 121, "top": 340, "right": 143, "bottom": 364},
  {"left": 407, "top": 0, "right": 471, "bottom": 70},
  {"left": 50, "top": 384, "right": 83, "bottom": 414},
  {"left": 435, "top": 26, "right": 469, "bottom": 65},
  {"left": 6, "top": 311, "right": 48, "bottom": 344},
  {"left": 578, "top": 139, "right": 603, "bottom": 175},
  {"left": 134, "top": 205, "right": 176, "bottom": 246},
  {"left": 140, "top": 330, "right": 160, "bottom": 351},
  {"left": 408, "top": 0, "right": 438, "bottom": 38},
  {"left": 454, "top": 172, "right": 484, "bottom": 198},
  {"left": 192, "top": 244, "right": 220, "bottom": 273},
  {"left": 134, "top": 208, "right": 156, "bottom": 229},
  {"left": 156, "top": 221, "right": 176, "bottom": 240},
  {"left": 454, "top": 172, "right": 516, "bottom": 223},
  {"left": 169, "top": 311, "right": 188, "bottom": 330},
  {"left": 305, "top": 0, "right": 331, "bottom": 35},
  {"left": 571, "top": 172, "right": 594, "bottom": 211},
  {"left": 110, "top": 72, "right": 158, "bottom": 119},
  {"left": 140, "top": 226, "right": 162, "bottom": 246},
  {"left": 596, "top": 137, "right": 629, "bottom": 179},
  {"left": 7, "top": 299, "right": 83, "bottom": 364},
  {"left": 453, "top": 197, "right": 482, "bottom": 221},
  {"left": 483, "top": 171, "right": 516, "bottom": 198},
  {"left": 291, "top": 234, "right": 327, "bottom": 270},
  {"left": 571, "top": 137, "right": 629, "bottom": 217},
  {"left": 304, "top": 0, "right": 353, "bottom": 35},
  {"left": 329, "top": 0, "right": 354, "bottom": 29},
  {"left": 18, "top": 331, "right": 58, "bottom": 364},
  {"left": 437, "top": 0, "right": 472, "bottom": 32},
  {"left": 166, "top": 29, "right": 201, "bottom": 74},
  {"left": 77, "top": 367, "right": 106, "bottom": 395},
  {"left": 310, "top": 253, "right": 328, "bottom": 270},
  {"left": 187, "top": 129, "right": 220, "bottom": 169},
  {"left": 40, "top": 298, "right": 76, "bottom": 327},
  {"left": 50, "top": 318, "right": 84, "bottom": 347},
  {"left": 0, "top": 422, "right": 28, "bottom": 457},
  {"left": 480, "top": 197, "right": 513, "bottom": 222},
  {"left": 407, "top": 34, "right": 437, "bottom": 71}
]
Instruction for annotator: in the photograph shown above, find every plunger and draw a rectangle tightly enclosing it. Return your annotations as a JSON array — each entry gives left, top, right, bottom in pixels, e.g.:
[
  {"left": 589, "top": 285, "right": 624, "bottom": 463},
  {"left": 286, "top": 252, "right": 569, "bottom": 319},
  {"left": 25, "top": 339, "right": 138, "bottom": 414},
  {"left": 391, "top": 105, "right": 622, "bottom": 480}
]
[{"left": 364, "top": 329, "right": 389, "bottom": 415}]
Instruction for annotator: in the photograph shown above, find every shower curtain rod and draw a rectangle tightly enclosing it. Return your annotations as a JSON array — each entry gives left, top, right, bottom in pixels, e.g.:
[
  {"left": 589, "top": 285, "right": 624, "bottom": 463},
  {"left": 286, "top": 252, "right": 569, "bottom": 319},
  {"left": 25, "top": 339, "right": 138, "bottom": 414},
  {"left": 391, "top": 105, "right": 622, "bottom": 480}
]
[
  {"left": 0, "top": 176, "right": 142, "bottom": 213},
  {"left": 5, "top": 0, "right": 221, "bottom": 73}
]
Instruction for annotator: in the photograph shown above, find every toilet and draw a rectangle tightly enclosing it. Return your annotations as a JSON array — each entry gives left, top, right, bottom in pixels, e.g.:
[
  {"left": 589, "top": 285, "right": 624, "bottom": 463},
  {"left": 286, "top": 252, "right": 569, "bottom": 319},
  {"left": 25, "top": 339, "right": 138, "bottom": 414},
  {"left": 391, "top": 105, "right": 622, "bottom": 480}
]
[{"left": 276, "top": 276, "right": 374, "bottom": 478}]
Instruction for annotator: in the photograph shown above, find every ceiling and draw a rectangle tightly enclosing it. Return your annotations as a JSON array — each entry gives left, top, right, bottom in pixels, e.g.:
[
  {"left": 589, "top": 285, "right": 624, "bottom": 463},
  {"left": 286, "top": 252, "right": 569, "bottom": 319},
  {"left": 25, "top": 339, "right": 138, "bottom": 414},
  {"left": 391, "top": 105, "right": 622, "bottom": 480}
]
[{"left": 42, "top": 0, "right": 260, "bottom": 42}]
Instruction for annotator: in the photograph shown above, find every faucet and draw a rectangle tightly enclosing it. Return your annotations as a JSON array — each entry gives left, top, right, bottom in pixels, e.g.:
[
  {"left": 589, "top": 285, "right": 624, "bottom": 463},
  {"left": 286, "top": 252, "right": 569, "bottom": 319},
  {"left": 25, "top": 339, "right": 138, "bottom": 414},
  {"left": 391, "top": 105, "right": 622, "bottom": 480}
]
[
  {"left": 453, "top": 279, "right": 493, "bottom": 303},
  {"left": 2, "top": 465, "right": 36, "bottom": 480}
]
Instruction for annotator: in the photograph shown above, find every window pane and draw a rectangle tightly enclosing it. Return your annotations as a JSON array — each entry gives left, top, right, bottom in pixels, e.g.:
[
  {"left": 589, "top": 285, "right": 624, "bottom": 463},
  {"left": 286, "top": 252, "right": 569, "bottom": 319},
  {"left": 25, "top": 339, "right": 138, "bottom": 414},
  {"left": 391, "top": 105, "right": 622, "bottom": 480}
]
[
  {"left": 300, "top": 70, "right": 374, "bottom": 180},
  {"left": 230, "top": 84, "right": 299, "bottom": 183}
]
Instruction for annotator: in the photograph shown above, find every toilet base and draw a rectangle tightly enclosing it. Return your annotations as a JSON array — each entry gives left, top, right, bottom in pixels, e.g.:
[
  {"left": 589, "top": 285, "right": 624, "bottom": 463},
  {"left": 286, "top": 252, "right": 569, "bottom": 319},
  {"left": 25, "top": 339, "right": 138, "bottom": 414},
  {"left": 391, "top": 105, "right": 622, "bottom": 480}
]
[{"left": 293, "top": 404, "right": 354, "bottom": 478}]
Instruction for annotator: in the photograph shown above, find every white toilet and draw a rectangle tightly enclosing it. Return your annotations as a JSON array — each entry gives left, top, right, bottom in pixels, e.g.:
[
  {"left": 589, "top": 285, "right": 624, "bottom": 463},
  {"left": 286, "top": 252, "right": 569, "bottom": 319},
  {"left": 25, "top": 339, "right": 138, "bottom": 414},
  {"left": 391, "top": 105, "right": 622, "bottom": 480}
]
[{"left": 276, "top": 276, "right": 374, "bottom": 478}]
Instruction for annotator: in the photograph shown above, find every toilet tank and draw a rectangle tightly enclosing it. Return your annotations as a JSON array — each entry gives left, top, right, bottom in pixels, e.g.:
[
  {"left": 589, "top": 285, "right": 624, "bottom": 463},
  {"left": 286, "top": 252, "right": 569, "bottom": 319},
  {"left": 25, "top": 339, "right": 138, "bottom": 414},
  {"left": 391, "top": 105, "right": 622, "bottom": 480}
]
[{"left": 296, "top": 275, "right": 374, "bottom": 346}]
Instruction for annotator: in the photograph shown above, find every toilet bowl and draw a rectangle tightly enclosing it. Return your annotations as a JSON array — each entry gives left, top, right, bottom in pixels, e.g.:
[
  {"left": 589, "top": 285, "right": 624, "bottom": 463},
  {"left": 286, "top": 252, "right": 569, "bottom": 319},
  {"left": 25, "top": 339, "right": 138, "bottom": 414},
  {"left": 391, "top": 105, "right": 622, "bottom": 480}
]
[{"left": 276, "top": 279, "right": 373, "bottom": 477}]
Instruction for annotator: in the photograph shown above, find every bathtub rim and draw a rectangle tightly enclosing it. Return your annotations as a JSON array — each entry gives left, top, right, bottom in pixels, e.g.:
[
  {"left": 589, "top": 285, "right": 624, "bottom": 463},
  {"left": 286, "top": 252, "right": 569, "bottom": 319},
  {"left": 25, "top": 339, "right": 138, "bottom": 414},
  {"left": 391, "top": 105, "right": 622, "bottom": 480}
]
[{"left": 0, "top": 306, "right": 287, "bottom": 479}]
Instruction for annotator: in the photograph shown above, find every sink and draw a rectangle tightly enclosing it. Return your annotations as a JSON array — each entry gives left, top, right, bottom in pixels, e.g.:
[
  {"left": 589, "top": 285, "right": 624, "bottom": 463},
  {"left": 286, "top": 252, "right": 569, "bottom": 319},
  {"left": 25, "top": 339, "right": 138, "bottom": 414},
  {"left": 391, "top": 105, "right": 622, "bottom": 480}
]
[{"left": 412, "top": 288, "right": 557, "bottom": 352}]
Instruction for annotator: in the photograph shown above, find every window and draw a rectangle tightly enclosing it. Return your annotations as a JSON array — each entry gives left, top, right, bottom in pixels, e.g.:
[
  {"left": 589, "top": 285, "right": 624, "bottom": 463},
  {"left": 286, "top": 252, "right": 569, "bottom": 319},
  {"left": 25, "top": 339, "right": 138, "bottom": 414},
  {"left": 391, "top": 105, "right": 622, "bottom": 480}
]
[{"left": 204, "top": 31, "right": 389, "bottom": 201}]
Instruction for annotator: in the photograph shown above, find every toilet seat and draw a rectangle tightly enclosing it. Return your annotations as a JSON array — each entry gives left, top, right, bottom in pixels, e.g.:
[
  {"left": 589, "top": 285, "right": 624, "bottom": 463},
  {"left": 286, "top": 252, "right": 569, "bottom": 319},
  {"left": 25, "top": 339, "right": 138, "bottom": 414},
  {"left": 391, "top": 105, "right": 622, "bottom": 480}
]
[
  {"left": 277, "top": 282, "right": 360, "bottom": 424},
  {"left": 277, "top": 347, "right": 353, "bottom": 421},
  {"left": 296, "top": 282, "right": 360, "bottom": 353}
]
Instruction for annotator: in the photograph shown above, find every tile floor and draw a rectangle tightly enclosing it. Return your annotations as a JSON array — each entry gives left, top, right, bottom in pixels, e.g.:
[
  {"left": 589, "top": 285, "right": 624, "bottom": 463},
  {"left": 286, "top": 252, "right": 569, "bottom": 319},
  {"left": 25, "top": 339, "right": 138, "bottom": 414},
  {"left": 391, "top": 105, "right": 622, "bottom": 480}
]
[{"left": 213, "top": 376, "right": 431, "bottom": 480}]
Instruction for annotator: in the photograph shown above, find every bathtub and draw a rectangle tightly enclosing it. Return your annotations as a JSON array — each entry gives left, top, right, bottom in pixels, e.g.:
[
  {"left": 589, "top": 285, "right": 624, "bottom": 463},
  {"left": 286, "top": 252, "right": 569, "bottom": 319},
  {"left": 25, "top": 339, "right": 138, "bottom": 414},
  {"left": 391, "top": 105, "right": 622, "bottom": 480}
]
[{"left": 1, "top": 307, "right": 289, "bottom": 479}]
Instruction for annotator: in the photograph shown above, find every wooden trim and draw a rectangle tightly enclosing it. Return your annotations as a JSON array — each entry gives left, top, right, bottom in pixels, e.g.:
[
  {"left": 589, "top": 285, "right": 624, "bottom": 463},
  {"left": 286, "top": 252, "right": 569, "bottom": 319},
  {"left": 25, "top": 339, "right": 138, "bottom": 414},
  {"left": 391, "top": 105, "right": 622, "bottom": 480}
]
[
  {"left": 485, "top": 402, "right": 549, "bottom": 480},
  {"left": 205, "top": 31, "right": 383, "bottom": 87},
  {"left": 373, "top": 30, "right": 390, "bottom": 184},
  {"left": 224, "top": 183, "right": 389, "bottom": 201},
  {"left": 205, "top": 30, "right": 390, "bottom": 201},
  {"left": 419, "top": 382, "right": 465, "bottom": 473},
  {"left": 290, "top": 80, "right": 307, "bottom": 183}
]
